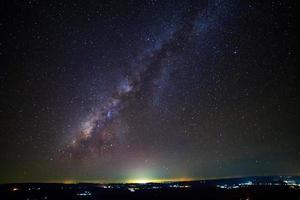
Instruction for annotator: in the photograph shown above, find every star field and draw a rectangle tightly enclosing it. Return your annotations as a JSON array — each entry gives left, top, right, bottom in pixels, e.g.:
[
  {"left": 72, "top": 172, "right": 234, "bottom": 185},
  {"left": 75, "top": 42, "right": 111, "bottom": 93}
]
[{"left": 0, "top": 0, "right": 299, "bottom": 183}]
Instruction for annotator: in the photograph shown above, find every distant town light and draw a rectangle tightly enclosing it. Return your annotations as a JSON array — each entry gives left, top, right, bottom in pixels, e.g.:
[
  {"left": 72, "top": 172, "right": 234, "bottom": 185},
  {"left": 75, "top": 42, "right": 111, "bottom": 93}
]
[{"left": 76, "top": 191, "right": 92, "bottom": 196}]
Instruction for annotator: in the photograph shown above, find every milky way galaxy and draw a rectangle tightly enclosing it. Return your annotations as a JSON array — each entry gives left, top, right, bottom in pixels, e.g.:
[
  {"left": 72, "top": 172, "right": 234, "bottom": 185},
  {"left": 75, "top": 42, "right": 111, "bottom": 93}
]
[
  {"left": 1, "top": 0, "right": 298, "bottom": 183},
  {"left": 64, "top": 2, "right": 206, "bottom": 159}
]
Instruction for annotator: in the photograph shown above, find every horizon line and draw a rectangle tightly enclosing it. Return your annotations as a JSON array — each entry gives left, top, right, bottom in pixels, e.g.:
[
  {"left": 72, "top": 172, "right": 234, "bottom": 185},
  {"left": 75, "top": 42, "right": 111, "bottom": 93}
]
[{"left": 1, "top": 174, "right": 299, "bottom": 185}]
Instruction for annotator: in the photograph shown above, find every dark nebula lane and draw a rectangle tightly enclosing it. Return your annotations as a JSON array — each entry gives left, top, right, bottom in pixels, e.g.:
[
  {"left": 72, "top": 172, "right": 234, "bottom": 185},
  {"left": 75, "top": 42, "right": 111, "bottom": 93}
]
[{"left": 63, "top": 2, "right": 207, "bottom": 160}]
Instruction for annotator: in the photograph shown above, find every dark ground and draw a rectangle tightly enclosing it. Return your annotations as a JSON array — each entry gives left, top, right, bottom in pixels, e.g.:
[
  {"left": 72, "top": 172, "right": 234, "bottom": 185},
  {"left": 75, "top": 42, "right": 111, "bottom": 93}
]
[{"left": 1, "top": 183, "right": 299, "bottom": 200}]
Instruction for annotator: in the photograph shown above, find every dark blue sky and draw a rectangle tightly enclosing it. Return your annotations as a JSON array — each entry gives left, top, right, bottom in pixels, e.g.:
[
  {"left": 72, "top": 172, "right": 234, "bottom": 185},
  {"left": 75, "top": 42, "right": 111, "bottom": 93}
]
[{"left": 0, "top": 0, "right": 298, "bottom": 183}]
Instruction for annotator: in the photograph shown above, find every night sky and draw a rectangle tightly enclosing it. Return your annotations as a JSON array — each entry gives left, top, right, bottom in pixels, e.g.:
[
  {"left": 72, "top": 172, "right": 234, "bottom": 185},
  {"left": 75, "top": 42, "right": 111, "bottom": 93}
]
[{"left": 0, "top": 0, "right": 299, "bottom": 183}]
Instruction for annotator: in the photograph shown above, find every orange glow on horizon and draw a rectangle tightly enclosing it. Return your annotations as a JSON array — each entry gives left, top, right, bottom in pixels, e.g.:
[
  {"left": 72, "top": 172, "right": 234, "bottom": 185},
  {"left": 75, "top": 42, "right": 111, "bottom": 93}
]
[
  {"left": 124, "top": 177, "right": 195, "bottom": 184},
  {"left": 47, "top": 177, "right": 197, "bottom": 184}
]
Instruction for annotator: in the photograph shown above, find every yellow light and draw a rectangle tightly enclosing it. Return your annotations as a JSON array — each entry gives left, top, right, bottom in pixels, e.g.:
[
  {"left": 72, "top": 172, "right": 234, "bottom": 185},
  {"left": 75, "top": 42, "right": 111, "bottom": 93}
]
[
  {"left": 62, "top": 180, "right": 76, "bottom": 184},
  {"left": 12, "top": 188, "right": 19, "bottom": 191},
  {"left": 132, "top": 179, "right": 150, "bottom": 184},
  {"left": 125, "top": 177, "right": 194, "bottom": 184}
]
